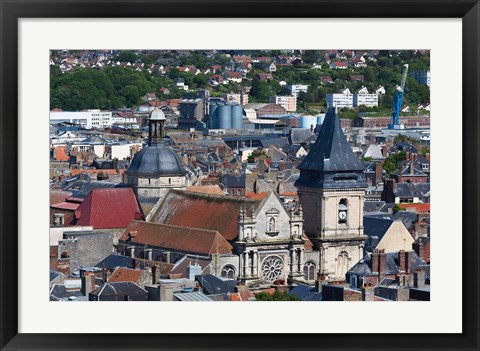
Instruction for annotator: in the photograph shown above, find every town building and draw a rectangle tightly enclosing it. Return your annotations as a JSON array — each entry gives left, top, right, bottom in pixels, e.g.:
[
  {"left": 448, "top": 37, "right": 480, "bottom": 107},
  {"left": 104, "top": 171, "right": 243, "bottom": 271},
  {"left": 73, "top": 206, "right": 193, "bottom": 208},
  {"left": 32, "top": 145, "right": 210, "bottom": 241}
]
[
  {"left": 411, "top": 70, "right": 431, "bottom": 87},
  {"left": 269, "top": 95, "right": 297, "bottom": 112},
  {"left": 353, "top": 87, "right": 379, "bottom": 107},
  {"left": 50, "top": 109, "right": 112, "bottom": 129},
  {"left": 287, "top": 84, "right": 309, "bottom": 97},
  {"left": 125, "top": 108, "right": 187, "bottom": 201},
  {"left": 295, "top": 108, "right": 368, "bottom": 281},
  {"left": 326, "top": 88, "right": 354, "bottom": 109}
]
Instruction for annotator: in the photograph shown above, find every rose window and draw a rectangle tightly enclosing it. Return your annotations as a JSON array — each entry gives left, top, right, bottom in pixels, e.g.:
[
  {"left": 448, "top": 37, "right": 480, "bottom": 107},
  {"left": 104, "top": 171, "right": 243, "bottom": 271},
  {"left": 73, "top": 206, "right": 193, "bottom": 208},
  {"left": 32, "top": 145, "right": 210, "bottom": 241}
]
[{"left": 261, "top": 256, "right": 284, "bottom": 282}]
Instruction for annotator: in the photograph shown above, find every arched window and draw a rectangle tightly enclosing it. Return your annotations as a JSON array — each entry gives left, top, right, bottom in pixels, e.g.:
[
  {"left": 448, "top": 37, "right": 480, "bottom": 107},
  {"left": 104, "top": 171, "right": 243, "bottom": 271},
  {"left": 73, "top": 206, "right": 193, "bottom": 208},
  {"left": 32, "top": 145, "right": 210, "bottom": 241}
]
[
  {"left": 303, "top": 261, "right": 317, "bottom": 281},
  {"left": 336, "top": 251, "right": 350, "bottom": 278},
  {"left": 221, "top": 265, "right": 236, "bottom": 279}
]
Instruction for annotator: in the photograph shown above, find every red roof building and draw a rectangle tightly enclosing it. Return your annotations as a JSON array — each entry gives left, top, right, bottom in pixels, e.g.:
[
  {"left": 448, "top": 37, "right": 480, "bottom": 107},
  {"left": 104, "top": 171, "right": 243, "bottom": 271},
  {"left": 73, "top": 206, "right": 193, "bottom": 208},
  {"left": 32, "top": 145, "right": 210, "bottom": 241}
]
[
  {"left": 149, "top": 190, "right": 258, "bottom": 241},
  {"left": 73, "top": 188, "right": 144, "bottom": 229},
  {"left": 120, "top": 220, "right": 233, "bottom": 256}
]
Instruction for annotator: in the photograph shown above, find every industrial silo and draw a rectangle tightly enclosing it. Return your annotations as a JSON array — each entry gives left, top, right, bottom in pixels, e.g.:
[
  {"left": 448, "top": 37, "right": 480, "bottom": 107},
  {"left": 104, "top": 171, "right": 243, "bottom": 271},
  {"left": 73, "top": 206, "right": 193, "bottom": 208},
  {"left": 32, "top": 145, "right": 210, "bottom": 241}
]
[
  {"left": 209, "top": 102, "right": 218, "bottom": 129},
  {"left": 231, "top": 104, "right": 243, "bottom": 129},
  {"left": 218, "top": 104, "right": 232, "bottom": 129},
  {"left": 300, "top": 115, "right": 317, "bottom": 129}
]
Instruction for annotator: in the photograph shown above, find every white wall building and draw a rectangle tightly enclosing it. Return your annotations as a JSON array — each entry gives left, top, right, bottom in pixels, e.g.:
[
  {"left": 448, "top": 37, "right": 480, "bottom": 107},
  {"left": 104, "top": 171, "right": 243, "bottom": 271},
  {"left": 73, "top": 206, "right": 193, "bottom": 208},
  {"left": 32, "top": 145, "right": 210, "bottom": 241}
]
[
  {"left": 50, "top": 110, "right": 112, "bottom": 129},
  {"left": 326, "top": 88, "right": 353, "bottom": 109},
  {"left": 411, "top": 70, "right": 431, "bottom": 87},
  {"left": 287, "top": 84, "right": 309, "bottom": 97},
  {"left": 353, "top": 87, "right": 379, "bottom": 107},
  {"left": 269, "top": 95, "right": 297, "bottom": 112}
]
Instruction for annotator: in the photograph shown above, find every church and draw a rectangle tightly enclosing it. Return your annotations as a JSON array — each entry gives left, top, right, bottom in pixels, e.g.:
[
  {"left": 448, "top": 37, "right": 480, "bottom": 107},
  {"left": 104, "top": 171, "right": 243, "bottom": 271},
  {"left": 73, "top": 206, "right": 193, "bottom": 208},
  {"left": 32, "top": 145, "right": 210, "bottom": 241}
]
[{"left": 120, "top": 107, "right": 368, "bottom": 285}]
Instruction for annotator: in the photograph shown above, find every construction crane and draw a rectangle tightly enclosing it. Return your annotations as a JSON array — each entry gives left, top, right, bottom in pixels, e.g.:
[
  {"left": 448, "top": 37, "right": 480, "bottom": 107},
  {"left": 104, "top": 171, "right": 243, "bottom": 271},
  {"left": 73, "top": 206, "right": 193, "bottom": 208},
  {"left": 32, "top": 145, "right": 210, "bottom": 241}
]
[{"left": 388, "top": 64, "right": 409, "bottom": 129}]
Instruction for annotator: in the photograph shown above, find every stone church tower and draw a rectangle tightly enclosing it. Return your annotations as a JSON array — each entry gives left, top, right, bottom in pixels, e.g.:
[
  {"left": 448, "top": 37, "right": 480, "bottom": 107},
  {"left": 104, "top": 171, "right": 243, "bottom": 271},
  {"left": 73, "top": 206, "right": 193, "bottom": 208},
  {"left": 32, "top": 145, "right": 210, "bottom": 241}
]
[
  {"left": 295, "top": 108, "right": 367, "bottom": 281},
  {"left": 125, "top": 108, "right": 187, "bottom": 200}
]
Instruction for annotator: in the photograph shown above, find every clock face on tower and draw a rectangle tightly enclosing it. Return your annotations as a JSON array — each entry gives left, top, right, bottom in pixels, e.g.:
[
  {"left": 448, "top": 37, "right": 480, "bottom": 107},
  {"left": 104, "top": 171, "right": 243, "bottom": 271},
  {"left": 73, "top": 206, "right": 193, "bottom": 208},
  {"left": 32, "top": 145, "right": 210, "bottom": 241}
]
[{"left": 339, "top": 210, "right": 347, "bottom": 221}]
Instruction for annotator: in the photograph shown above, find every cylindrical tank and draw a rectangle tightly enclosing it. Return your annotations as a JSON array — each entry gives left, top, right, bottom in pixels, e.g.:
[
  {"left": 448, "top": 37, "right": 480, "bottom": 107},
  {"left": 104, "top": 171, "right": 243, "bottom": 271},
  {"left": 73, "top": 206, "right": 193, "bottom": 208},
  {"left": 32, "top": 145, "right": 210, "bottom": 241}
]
[
  {"left": 317, "top": 114, "right": 326, "bottom": 125},
  {"left": 218, "top": 104, "right": 232, "bottom": 129},
  {"left": 231, "top": 104, "right": 243, "bottom": 129},
  {"left": 137, "top": 105, "right": 149, "bottom": 112},
  {"left": 300, "top": 115, "right": 317, "bottom": 129},
  {"left": 209, "top": 103, "right": 218, "bottom": 129}
]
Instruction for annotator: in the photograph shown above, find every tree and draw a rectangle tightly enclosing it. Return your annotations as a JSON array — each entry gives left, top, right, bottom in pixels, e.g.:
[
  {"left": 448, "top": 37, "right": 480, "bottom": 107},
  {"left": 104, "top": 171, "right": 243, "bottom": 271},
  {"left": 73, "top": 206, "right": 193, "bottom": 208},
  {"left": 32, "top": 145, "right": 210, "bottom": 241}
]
[
  {"left": 114, "top": 50, "right": 137, "bottom": 63},
  {"left": 255, "top": 290, "right": 302, "bottom": 301}
]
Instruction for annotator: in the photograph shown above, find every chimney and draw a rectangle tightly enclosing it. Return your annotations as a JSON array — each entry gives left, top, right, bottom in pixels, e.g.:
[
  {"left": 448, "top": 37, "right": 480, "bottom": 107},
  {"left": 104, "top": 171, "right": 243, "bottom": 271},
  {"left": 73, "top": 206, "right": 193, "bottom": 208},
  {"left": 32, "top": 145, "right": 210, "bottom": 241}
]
[
  {"left": 375, "top": 162, "right": 383, "bottom": 185},
  {"left": 414, "top": 268, "right": 425, "bottom": 288},
  {"left": 379, "top": 250, "right": 387, "bottom": 280},
  {"left": 371, "top": 251, "right": 379, "bottom": 274},
  {"left": 159, "top": 284, "right": 174, "bottom": 301},
  {"left": 405, "top": 251, "right": 413, "bottom": 274},
  {"left": 410, "top": 162, "right": 415, "bottom": 175},
  {"left": 315, "top": 271, "right": 327, "bottom": 293},
  {"left": 362, "top": 283, "right": 375, "bottom": 301},
  {"left": 151, "top": 265, "right": 159, "bottom": 285},
  {"left": 425, "top": 153, "right": 430, "bottom": 161},
  {"left": 413, "top": 241, "right": 424, "bottom": 260},
  {"left": 129, "top": 246, "right": 135, "bottom": 258},
  {"left": 398, "top": 250, "right": 406, "bottom": 272},
  {"left": 405, "top": 151, "right": 410, "bottom": 161},
  {"left": 81, "top": 272, "right": 96, "bottom": 296}
]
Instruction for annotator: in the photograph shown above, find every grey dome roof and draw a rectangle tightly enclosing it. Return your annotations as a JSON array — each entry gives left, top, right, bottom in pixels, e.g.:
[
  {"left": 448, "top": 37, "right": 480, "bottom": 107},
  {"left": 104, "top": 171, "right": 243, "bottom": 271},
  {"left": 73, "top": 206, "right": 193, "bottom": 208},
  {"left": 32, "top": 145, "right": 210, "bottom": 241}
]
[
  {"left": 149, "top": 108, "right": 166, "bottom": 121},
  {"left": 126, "top": 144, "right": 186, "bottom": 177}
]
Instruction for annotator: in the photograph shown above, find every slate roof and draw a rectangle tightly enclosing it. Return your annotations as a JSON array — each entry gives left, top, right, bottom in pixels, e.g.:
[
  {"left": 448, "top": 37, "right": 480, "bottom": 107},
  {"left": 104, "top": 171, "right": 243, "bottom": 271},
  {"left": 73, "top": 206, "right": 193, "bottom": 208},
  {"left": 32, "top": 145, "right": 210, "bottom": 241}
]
[
  {"left": 120, "top": 220, "right": 233, "bottom": 255},
  {"left": 68, "top": 181, "right": 128, "bottom": 199},
  {"left": 394, "top": 183, "right": 430, "bottom": 198},
  {"left": 363, "top": 217, "right": 394, "bottom": 250},
  {"left": 89, "top": 282, "right": 148, "bottom": 297},
  {"left": 298, "top": 108, "right": 364, "bottom": 173},
  {"left": 296, "top": 108, "right": 367, "bottom": 189},
  {"left": 392, "top": 211, "right": 418, "bottom": 230},
  {"left": 75, "top": 188, "right": 144, "bottom": 229},
  {"left": 364, "top": 201, "right": 388, "bottom": 213},
  {"left": 288, "top": 284, "right": 322, "bottom": 301},
  {"left": 126, "top": 143, "right": 187, "bottom": 177},
  {"left": 174, "top": 292, "right": 213, "bottom": 301},
  {"left": 95, "top": 254, "right": 135, "bottom": 270},
  {"left": 149, "top": 190, "right": 258, "bottom": 241},
  {"left": 347, "top": 251, "right": 426, "bottom": 279},
  {"left": 81, "top": 135, "right": 108, "bottom": 144},
  {"left": 221, "top": 173, "right": 246, "bottom": 188},
  {"left": 195, "top": 274, "right": 236, "bottom": 295},
  {"left": 49, "top": 284, "right": 84, "bottom": 300},
  {"left": 289, "top": 128, "right": 315, "bottom": 145}
]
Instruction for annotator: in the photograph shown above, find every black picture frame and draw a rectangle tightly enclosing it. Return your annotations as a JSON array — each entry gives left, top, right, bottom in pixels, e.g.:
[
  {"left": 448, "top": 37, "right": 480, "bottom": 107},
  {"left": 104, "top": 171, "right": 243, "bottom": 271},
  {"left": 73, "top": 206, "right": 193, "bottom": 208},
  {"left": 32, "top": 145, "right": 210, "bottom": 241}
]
[{"left": 1, "top": 1, "right": 478, "bottom": 350}]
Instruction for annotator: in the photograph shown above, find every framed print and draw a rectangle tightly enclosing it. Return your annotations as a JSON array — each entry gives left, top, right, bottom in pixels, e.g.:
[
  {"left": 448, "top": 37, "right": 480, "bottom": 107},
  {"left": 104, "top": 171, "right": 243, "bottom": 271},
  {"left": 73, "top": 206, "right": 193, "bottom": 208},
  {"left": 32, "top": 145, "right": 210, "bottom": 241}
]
[{"left": 1, "top": 0, "right": 479, "bottom": 350}]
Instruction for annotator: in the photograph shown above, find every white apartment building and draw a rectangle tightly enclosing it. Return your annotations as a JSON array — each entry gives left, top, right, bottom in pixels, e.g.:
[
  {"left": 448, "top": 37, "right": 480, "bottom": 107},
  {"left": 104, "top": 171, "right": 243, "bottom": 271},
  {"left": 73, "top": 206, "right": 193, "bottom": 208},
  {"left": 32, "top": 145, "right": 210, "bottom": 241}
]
[
  {"left": 326, "top": 88, "right": 353, "bottom": 109},
  {"left": 411, "top": 70, "right": 431, "bottom": 87},
  {"left": 353, "top": 87, "right": 379, "bottom": 107},
  {"left": 269, "top": 95, "right": 297, "bottom": 112},
  {"left": 287, "top": 84, "right": 309, "bottom": 97},
  {"left": 50, "top": 110, "right": 112, "bottom": 129}
]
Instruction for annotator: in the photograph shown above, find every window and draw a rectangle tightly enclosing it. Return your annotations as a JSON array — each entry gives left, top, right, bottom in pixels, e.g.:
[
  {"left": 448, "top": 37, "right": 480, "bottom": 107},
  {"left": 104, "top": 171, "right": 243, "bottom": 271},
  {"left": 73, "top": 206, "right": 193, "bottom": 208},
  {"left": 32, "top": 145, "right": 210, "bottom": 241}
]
[
  {"left": 53, "top": 213, "right": 65, "bottom": 226},
  {"left": 221, "top": 265, "right": 236, "bottom": 279},
  {"left": 303, "top": 261, "right": 316, "bottom": 281}
]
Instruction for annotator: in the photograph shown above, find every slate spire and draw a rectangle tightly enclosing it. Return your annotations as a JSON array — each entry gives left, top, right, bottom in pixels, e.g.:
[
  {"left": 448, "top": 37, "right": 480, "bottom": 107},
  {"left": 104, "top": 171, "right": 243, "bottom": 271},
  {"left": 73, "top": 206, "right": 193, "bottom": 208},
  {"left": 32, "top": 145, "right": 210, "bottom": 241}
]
[{"left": 295, "top": 108, "right": 367, "bottom": 189}]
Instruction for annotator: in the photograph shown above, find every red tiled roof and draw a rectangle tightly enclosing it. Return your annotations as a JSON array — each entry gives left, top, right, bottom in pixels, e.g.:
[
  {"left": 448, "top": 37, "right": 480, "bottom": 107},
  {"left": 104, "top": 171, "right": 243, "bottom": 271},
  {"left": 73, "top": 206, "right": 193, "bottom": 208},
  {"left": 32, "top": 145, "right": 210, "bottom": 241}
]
[
  {"left": 246, "top": 191, "right": 268, "bottom": 200},
  {"left": 50, "top": 190, "right": 72, "bottom": 206},
  {"left": 185, "top": 185, "right": 225, "bottom": 196},
  {"left": 120, "top": 220, "right": 233, "bottom": 255},
  {"left": 108, "top": 267, "right": 144, "bottom": 283},
  {"left": 50, "top": 202, "right": 80, "bottom": 211},
  {"left": 398, "top": 203, "right": 430, "bottom": 213},
  {"left": 75, "top": 188, "right": 143, "bottom": 229},
  {"left": 54, "top": 147, "right": 69, "bottom": 161},
  {"left": 226, "top": 72, "right": 242, "bottom": 78},
  {"left": 150, "top": 190, "right": 259, "bottom": 241}
]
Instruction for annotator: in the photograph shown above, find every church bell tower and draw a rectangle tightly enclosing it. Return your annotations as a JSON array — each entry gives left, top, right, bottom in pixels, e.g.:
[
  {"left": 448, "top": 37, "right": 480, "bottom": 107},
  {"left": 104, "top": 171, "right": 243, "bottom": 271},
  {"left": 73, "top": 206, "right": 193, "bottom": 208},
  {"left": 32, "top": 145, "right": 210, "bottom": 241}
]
[{"left": 295, "top": 108, "right": 368, "bottom": 281}]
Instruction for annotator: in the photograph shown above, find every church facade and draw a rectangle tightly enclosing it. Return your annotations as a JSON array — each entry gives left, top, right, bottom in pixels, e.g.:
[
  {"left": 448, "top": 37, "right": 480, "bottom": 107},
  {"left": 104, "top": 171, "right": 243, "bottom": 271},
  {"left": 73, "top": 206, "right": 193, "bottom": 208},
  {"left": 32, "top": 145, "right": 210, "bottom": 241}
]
[{"left": 121, "top": 107, "right": 367, "bottom": 286}]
